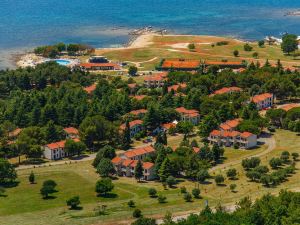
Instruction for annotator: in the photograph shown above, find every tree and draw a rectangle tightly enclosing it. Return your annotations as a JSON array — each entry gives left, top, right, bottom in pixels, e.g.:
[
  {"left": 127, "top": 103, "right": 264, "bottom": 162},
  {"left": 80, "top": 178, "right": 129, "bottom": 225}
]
[
  {"left": 66, "top": 196, "right": 81, "bottom": 209},
  {"left": 29, "top": 171, "right": 35, "bottom": 184},
  {"left": 128, "top": 66, "right": 138, "bottom": 76},
  {"left": 212, "top": 144, "right": 224, "bottom": 163},
  {"left": 166, "top": 176, "right": 176, "bottom": 188},
  {"left": 215, "top": 175, "right": 225, "bottom": 185},
  {"left": 188, "top": 43, "right": 196, "bottom": 51},
  {"left": 133, "top": 209, "right": 142, "bottom": 218},
  {"left": 258, "top": 40, "right": 265, "bottom": 47},
  {"left": 233, "top": 50, "right": 239, "bottom": 57},
  {"left": 92, "top": 145, "right": 116, "bottom": 167},
  {"left": 122, "top": 120, "right": 131, "bottom": 149},
  {"left": 131, "top": 218, "right": 156, "bottom": 225},
  {"left": 242, "top": 157, "right": 261, "bottom": 170},
  {"left": 97, "top": 158, "right": 115, "bottom": 177},
  {"left": 40, "top": 180, "right": 57, "bottom": 199},
  {"left": 281, "top": 34, "right": 298, "bottom": 55},
  {"left": 64, "top": 139, "right": 86, "bottom": 157},
  {"left": 252, "top": 52, "right": 259, "bottom": 58},
  {"left": 184, "top": 192, "right": 192, "bottom": 202},
  {"left": 197, "top": 169, "right": 210, "bottom": 183},
  {"left": 128, "top": 200, "right": 135, "bottom": 208},
  {"left": 244, "top": 43, "right": 253, "bottom": 51},
  {"left": 43, "top": 120, "right": 61, "bottom": 143},
  {"left": 180, "top": 186, "right": 187, "bottom": 193},
  {"left": 292, "top": 152, "right": 299, "bottom": 161},
  {"left": 0, "top": 187, "right": 5, "bottom": 196},
  {"left": 192, "top": 188, "right": 200, "bottom": 198},
  {"left": 226, "top": 168, "right": 237, "bottom": 180},
  {"left": 158, "top": 194, "right": 167, "bottom": 203},
  {"left": 0, "top": 159, "right": 17, "bottom": 184},
  {"left": 177, "top": 121, "right": 194, "bottom": 138},
  {"left": 158, "top": 158, "right": 172, "bottom": 182},
  {"left": 134, "top": 160, "right": 144, "bottom": 182},
  {"left": 269, "top": 157, "right": 283, "bottom": 169},
  {"left": 280, "top": 151, "right": 290, "bottom": 163},
  {"left": 230, "top": 184, "right": 237, "bottom": 192},
  {"left": 95, "top": 178, "right": 114, "bottom": 196},
  {"left": 148, "top": 188, "right": 157, "bottom": 198}
]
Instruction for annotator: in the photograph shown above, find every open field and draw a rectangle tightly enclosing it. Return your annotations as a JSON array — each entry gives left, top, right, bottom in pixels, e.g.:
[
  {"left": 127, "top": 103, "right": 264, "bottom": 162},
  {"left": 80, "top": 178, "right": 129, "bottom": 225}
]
[
  {"left": 94, "top": 34, "right": 300, "bottom": 73},
  {"left": 1, "top": 130, "right": 300, "bottom": 225}
]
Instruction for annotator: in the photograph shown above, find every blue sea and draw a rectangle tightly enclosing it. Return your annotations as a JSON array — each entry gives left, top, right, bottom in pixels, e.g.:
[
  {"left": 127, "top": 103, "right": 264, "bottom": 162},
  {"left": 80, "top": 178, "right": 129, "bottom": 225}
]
[{"left": 0, "top": 0, "right": 300, "bottom": 69}]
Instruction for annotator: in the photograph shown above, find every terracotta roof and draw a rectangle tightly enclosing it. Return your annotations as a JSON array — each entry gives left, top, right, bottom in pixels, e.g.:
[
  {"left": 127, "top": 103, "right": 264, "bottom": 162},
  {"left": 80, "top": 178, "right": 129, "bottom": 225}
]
[
  {"left": 162, "top": 123, "right": 176, "bottom": 130},
  {"left": 210, "top": 130, "right": 221, "bottom": 136},
  {"left": 120, "top": 120, "right": 143, "bottom": 130},
  {"left": 128, "top": 83, "right": 137, "bottom": 89},
  {"left": 129, "top": 109, "right": 147, "bottom": 116},
  {"left": 251, "top": 93, "right": 273, "bottom": 103},
  {"left": 111, "top": 157, "right": 123, "bottom": 164},
  {"left": 211, "top": 87, "right": 242, "bottom": 96},
  {"left": 143, "top": 162, "right": 154, "bottom": 170},
  {"left": 220, "top": 119, "right": 241, "bottom": 130},
  {"left": 123, "top": 159, "right": 134, "bottom": 167},
  {"left": 280, "top": 103, "right": 300, "bottom": 112},
  {"left": 45, "top": 139, "right": 79, "bottom": 150},
  {"left": 168, "top": 83, "right": 187, "bottom": 92},
  {"left": 162, "top": 59, "right": 201, "bottom": 69},
  {"left": 131, "top": 95, "right": 147, "bottom": 101},
  {"left": 79, "top": 63, "right": 121, "bottom": 70},
  {"left": 63, "top": 127, "right": 79, "bottom": 135},
  {"left": 84, "top": 84, "right": 96, "bottom": 94},
  {"left": 193, "top": 147, "right": 200, "bottom": 153},
  {"left": 176, "top": 107, "right": 199, "bottom": 117},
  {"left": 8, "top": 128, "right": 22, "bottom": 138},
  {"left": 123, "top": 146, "right": 155, "bottom": 158},
  {"left": 144, "top": 73, "right": 167, "bottom": 82},
  {"left": 241, "top": 132, "right": 255, "bottom": 138},
  {"left": 223, "top": 131, "right": 241, "bottom": 137}
]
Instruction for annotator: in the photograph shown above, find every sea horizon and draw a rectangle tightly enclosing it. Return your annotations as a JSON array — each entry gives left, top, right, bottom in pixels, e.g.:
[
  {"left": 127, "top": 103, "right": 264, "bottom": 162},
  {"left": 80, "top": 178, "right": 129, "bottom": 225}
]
[{"left": 1, "top": 0, "right": 300, "bottom": 69}]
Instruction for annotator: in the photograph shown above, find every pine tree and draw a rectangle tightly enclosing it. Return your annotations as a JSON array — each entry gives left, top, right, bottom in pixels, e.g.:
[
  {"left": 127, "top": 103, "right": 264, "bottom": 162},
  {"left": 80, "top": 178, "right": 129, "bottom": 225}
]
[
  {"left": 162, "top": 132, "right": 168, "bottom": 145},
  {"left": 29, "top": 171, "right": 35, "bottom": 184},
  {"left": 158, "top": 158, "right": 172, "bottom": 182},
  {"left": 134, "top": 160, "right": 144, "bottom": 182},
  {"left": 122, "top": 120, "right": 131, "bottom": 149}
]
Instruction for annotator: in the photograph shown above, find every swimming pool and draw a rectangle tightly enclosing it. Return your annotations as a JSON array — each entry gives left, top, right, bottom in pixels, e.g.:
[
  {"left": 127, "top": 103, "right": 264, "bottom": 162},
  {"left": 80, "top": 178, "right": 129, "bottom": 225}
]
[{"left": 54, "top": 59, "right": 71, "bottom": 66}]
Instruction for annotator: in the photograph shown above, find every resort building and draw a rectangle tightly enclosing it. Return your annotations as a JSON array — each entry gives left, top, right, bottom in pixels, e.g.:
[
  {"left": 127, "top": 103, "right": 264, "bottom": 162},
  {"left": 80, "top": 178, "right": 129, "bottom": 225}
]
[
  {"left": 159, "top": 59, "right": 201, "bottom": 71},
  {"left": 251, "top": 93, "right": 274, "bottom": 110},
  {"left": 208, "top": 130, "right": 257, "bottom": 149},
  {"left": 219, "top": 119, "right": 242, "bottom": 132},
  {"left": 63, "top": 127, "right": 80, "bottom": 139},
  {"left": 111, "top": 146, "right": 156, "bottom": 180},
  {"left": 143, "top": 73, "right": 167, "bottom": 88},
  {"left": 176, "top": 107, "right": 201, "bottom": 125},
  {"left": 120, "top": 120, "right": 144, "bottom": 138},
  {"left": 129, "top": 109, "right": 147, "bottom": 118},
  {"left": 43, "top": 139, "right": 80, "bottom": 160},
  {"left": 210, "top": 87, "right": 242, "bottom": 97},
  {"left": 79, "top": 63, "right": 121, "bottom": 71}
]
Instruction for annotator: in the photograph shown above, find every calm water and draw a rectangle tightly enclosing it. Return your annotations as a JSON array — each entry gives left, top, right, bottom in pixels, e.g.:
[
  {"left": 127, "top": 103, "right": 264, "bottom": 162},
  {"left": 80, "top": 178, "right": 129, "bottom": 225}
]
[{"left": 0, "top": 0, "right": 300, "bottom": 69}]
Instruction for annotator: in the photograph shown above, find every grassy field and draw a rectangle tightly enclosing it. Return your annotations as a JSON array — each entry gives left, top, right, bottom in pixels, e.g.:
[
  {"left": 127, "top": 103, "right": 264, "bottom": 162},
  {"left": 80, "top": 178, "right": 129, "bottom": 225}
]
[
  {"left": 94, "top": 34, "right": 300, "bottom": 73},
  {"left": 1, "top": 130, "right": 300, "bottom": 225}
]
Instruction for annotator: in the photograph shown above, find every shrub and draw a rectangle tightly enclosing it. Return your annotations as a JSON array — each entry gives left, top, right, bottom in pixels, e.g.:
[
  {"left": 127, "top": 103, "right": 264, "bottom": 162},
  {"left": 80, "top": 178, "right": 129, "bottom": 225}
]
[
  {"left": 180, "top": 186, "right": 187, "bottom": 193},
  {"left": 66, "top": 196, "right": 81, "bottom": 209},
  {"left": 197, "top": 169, "right": 210, "bottom": 183},
  {"left": 128, "top": 200, "right": 135, "bottom": 208},
  {"left": 188, "top": 43, "right": 196, "bottom": 51},
  {"left": 158, "top": 194, "right": 167, "bottom": 203},
  {"left": 244, "top": 43, "right": 253, "bottom": 51},
  {"left": 133, "top": 209, "right": 142, "bottom": 218},
  {"left": 269, "top": 158, "right": 283, "bottom": 169},
  {"left": 148, "top": 188, "right": 157, "bottom": 198},
  {"left": 166, "top": 176, "right": 176, "bottom": 188},
  {"left": 292, "top": 152, "right": 299, "bottom": 161},
  {"left": 252, "top": 52, "right": 259, "bottom": 58},
  {"left": 216, "top": 41, "right": 229, "bottom": 46},
  {"left": 226, "top": 168, "right": 237, "bottom": 180},
  {"left": 258, "top": 40, "right": 265, "bottom": 47},
  {"left": 192, "top": 188, "right": 200, "bottom": 198},
  {"left": 280, "top": 151, "right": 290, "bottom": 163},
  {"left": 184, "top": 192, "right": 192, "bottom": 202},
  {"left": 233, "top": 50, "right": 239, "bottom": 57},
  {"left": 230, "top": 184, "right": 237, "bottom": 192},
  {"left": 215, "top": 175, "right": 225, "bottom": 185},
  {"left": 29, "top": 171, "right": 35, "bottom": 184},
  {"left": 95, "top": 178, "right": 114, "bottom": 196}
]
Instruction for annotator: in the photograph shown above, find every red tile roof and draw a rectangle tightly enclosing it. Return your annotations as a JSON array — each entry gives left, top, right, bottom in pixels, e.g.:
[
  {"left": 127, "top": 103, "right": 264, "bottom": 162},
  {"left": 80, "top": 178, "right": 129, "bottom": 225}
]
[
  {"left": 123, "top": 146, "right": 155, "bottom": 158},
  {"left": 131, "top": 95, "right": 147, "bottom": 101},
  {"left": 193, "top": 147, "right": 200, "bottom": 153},
  {"left": 129, "top": 109, "right": 147, "bottom": 116},
  {"left": 144, "top": 73, "right": 167, "bottom": 82},
  {"left": 251, "top": 93, "right": 273, "bottom": 103},
  {"left": 211, "top": 87, "right": 242, "bottom": 96},
  {"left": 162, "top": 59, "right": 201, "bottom": 69},
  {"left": 8, "top": 128, "right": 22, "bottom": 138},
  {"left": 84, "top": 84, "right": 96, "bottom": 94},
  {"left": 120, "top": 120, "right": 143, "bottom": 130},
  {"left": 123, "top": 159, "right": 134, "bottom": 167},
  {"left": 176, "top": 107, "right": 200, "bottom": 117},
  {"left": 210, "top": 130, "right": 221, "bottom": 136},
  {"left": 45, "top": 139, "right": 80, "bottom": 150},
  {"left": 168, "top": 83, "right": 187, "bottom": 92},
  {"left": 111, "top": 157, "right": 123, "bottom": 164},
  {"left": 128, "top": 83, "right": 137, "bottom": 89},
  {"left": 162, "top": 123, "right": 176, "bottom": 130},
  {"left": 63, "top": 127, "right": 79, "bottom": 135},
  {"left": 220, "top": 119, "right": 241, "bottom": 131},
  {"left": 142, "top": 162, "right": 154, "bottom": 170},
  {"left": 241, "top": 132, "right": 255, "bottom": 138}
]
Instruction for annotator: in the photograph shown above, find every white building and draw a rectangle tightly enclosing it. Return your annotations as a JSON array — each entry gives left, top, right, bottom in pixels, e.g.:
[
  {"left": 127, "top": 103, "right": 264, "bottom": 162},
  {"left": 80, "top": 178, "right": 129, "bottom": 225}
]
[{"left": 251, "top": 93, "right": 274, "bottom": 110}]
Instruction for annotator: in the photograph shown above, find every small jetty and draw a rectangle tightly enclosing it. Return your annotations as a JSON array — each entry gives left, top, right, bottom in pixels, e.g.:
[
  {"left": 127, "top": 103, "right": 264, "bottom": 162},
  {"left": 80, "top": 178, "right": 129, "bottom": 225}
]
[{"left": 284, "top": 10, "right": 300, "bottom": 16}]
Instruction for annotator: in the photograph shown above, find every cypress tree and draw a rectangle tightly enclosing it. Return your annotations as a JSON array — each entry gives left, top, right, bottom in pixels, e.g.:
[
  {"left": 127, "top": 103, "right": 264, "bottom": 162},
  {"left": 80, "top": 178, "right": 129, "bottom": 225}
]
[{"left": 134, "top": 160, "right": 144, "bottom": 182}]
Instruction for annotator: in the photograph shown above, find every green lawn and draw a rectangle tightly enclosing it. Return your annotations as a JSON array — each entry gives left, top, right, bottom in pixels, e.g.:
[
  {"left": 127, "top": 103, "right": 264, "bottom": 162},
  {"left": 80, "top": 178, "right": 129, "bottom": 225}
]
[{"left": 1, "top": 130, "right": 300, "bottom": 225}]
